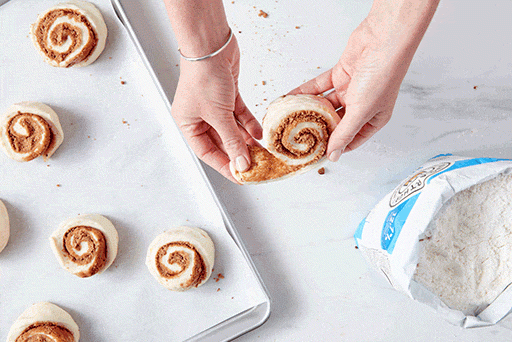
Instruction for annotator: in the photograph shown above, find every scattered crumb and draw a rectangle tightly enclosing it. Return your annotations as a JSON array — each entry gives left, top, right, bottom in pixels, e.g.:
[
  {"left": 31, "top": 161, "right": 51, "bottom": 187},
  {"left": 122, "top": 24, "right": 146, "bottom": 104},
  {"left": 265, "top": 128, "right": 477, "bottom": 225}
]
[
  {"left": 213, "top": 273, "right": 224, "bottom": 282},
  {"left": 217, "top": 288, "right": 221, "bottom": 292},
  {"left": 56, "top": 184, "right": 61, "bottom": 187},
  {"left": 47, "top": 165, "right": 50, "bottom": 167},
  {"left": 355, "top": 245, "right": 359, "bottom": 249},
  {"left": 258, "top": 10, "right": 268, "bottom": 18},
  {"left": 318, "top": 167, "right": 325, "bottom": 175},
  {"left": 87, "top": 135, "right": 91, "bottom": 138},
  {"left": 262, "top": 80, "right": 266, "bottom": 85},
  {"left": 317, "top": 66, "right": 321, "bottom": 69},
  {"left": 231, "top": 297, "right": 234, "bottom": 299},
  {"left": 109, "top": 57, "right": 112, "bottom": 60},
  {"left": 295, "top": 26, "right": 301, "bottom": 29},
  {"left": 121, "top": 81, "right": 126, "bottom": 85},
  {"left": 473, "top": 86, "right": 478, "bottom": 89}
]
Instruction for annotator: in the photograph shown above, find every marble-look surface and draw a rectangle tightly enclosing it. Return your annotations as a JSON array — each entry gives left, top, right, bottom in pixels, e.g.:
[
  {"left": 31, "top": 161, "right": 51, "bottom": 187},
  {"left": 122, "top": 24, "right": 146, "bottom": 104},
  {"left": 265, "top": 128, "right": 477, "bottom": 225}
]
[{"left": 128, "top": 0, "right": 512, "bottom": 340}]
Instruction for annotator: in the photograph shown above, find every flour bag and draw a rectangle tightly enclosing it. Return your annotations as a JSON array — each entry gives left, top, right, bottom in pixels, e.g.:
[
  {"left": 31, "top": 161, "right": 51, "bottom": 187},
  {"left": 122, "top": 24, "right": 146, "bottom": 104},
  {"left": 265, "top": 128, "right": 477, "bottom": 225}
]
[{"left": 355, "top": 154, "right": 512, "bottom": 328}]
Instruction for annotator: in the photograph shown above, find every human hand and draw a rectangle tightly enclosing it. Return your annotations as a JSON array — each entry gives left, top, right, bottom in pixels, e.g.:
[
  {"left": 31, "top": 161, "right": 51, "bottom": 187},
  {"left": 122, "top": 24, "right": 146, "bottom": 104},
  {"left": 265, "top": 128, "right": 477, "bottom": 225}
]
[
  {"left": 171, "top": 34, "right": 263, "bottom": 182},
  {"left": 289, "top": 0, "right": 439, "bottom": 162}
]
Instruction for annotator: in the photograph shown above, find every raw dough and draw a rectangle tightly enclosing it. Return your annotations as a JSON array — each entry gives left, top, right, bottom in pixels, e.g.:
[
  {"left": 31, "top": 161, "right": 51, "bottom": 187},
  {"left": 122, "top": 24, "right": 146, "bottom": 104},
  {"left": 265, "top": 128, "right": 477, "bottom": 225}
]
[
  {"left": 146, "top": 226, "right": 215, "bottom": 291},
  {"left": 30, "top": 0, "right": 108, "bottom": 67},
  {"left": 0, "top": 102, "right": 64, "bottom": 162},
  {"left": 0, "top": 199, "right": 9, "bottom": 254},
  {"left": 50, "top": 214, "right": 118, "bottom": 278},
  {"left": 7, "top": 302, "right": 79, "bottom": 342},
  {"left": 232, "top": 94, "right": 340, "bottom": 184}
]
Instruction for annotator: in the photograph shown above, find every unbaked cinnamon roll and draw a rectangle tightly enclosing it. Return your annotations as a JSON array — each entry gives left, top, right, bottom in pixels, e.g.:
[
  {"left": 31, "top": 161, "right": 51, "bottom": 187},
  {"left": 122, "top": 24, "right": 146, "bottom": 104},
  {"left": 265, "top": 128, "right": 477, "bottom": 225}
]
[
  {"left": 146, "top": 226, "right": 215, "bottom": 291},
  {"left": 0, "top": 102, "right": 64, "bottom": 162},
  {"left": 0, "top": 199, "right": 9, "bottom": 254},
  {"left": 30, "top": 0, "right": 108, "bottom": 68},
  {"left": 7, "top": 302, "right": 79, "bottom": 342},
  {"left": 232, "top": 94, "right": 340, "bottom": 184},
  {"left": 50, "top": 214, "right": 118, "bottom": 278}
]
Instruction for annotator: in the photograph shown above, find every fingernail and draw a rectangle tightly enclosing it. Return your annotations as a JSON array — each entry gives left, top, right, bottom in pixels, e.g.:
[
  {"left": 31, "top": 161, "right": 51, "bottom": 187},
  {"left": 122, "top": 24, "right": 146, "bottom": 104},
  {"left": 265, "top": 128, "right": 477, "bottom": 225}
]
[
  {"left": 235, "top": 155, "right": 250, "bottom": 172},
  {"left": 329, "top": 149, "right": 343, "bottom": 162}
]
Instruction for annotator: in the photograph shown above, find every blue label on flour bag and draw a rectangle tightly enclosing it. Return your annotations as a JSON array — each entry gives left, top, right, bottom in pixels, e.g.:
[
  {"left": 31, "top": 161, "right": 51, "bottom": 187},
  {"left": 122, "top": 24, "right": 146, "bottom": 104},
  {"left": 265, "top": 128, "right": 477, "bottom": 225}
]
[{"left": 381, "top": 194, "right": 419, "bottom": 253}]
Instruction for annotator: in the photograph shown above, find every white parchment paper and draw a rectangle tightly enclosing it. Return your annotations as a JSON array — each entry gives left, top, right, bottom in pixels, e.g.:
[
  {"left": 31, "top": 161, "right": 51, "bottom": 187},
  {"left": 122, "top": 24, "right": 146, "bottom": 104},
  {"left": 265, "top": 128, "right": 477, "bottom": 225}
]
[{"left": 0, "top": 1, "right": 267, "bottom": 340}]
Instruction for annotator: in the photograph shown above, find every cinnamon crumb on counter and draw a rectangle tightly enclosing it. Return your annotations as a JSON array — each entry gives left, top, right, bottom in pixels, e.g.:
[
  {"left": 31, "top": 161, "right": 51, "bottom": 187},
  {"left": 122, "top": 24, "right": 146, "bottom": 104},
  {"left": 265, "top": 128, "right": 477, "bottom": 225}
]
[
  {"left": 318, "top": 167, "right": 325, "bottom": 175},
  {"left": 213, "top": 273, "right": 225, "bottom": 282},
  {"left": 258, "top": 10, "right": 268, "bottom": 18}
]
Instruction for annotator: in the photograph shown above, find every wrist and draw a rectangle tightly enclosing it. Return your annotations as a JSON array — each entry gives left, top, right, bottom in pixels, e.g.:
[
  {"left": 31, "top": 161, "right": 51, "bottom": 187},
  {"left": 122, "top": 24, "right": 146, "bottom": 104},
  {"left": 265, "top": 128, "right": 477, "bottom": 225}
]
[
  {"left": 366, "top": 0, "right": 440, "bottom": 51},
  {"left": 165, "top": 0, "right": 231, "bottom": 58}
]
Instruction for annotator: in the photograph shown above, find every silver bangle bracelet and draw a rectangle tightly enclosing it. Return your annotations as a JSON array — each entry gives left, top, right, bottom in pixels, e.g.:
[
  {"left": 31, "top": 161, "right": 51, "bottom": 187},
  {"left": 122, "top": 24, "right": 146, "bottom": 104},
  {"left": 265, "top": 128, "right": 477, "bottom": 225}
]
[{"left": 178, "top": 29, "right": 234, "bottom": 62}]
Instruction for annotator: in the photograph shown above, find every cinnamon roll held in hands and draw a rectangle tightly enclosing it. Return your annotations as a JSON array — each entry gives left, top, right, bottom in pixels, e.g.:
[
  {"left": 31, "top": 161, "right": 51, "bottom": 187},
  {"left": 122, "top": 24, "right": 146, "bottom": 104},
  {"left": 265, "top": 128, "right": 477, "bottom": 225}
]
[
  {"left": 7, "top": 302, "right": 79, "bottom": 342},
  {"left": 146, "top": 226, "right": 215, "bottom": 291},
  {"left": 0, "top": 102, "right": 64, "bottom": 162},
  {"left": 30, "top": 0, "right": 108, "bottom": 68},
  {"left": 50, "top": 214, "right": 118, "bottom": 278},
  {"left": 231, "top": 94, "right": 340, "bottom": 184}
]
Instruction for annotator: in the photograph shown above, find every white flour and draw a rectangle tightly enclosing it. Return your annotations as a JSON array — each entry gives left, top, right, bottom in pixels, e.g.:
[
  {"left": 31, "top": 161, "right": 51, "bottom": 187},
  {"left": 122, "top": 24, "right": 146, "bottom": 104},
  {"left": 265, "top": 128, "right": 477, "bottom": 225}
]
[{"left": 414, "top": 173, "right": 512, "bottom": 315}]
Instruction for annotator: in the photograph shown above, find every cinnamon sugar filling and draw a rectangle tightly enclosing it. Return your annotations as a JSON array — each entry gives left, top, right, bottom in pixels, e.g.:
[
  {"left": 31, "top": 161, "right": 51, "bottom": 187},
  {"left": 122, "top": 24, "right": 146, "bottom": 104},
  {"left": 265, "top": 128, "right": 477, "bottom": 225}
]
[
  {"left": 272, "top": 110, "right": 330, "bottom": 164},
  {"left": 15, "top": 322, "right": 74, "bottom": 342},
  {"left": 155, "top": 241, "right": 207, "bottom": 289},
  {"left": 7, "top": 112, "right": 54, "bottom": 161},
  {"left": 34, "top": 9, "right": 98, "bottom": 67},
  {"left": 62, "top": 225, "right": 107, "bottom": 278}
]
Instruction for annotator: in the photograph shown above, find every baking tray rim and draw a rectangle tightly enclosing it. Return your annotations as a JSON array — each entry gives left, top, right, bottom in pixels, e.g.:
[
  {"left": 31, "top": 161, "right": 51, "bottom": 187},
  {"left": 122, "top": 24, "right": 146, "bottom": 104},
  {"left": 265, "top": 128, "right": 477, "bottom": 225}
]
[{"left": 110, "top": 0, "right": 272, "bottom": 340}]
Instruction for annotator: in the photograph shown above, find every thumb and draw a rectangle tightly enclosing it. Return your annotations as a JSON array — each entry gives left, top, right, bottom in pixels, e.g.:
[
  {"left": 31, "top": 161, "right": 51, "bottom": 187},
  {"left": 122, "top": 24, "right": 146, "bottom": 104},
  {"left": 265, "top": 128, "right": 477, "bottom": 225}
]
[{"left": 326, "top": 106, "right": 367, "bottom": 162}]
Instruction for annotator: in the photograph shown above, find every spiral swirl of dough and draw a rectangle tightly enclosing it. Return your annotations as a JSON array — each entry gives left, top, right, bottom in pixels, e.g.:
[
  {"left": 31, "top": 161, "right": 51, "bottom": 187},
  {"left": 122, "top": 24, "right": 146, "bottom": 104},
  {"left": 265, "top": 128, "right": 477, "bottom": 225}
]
[
  {"left": 30, "top": 1, "right": 107, "bottom": 68},
  {"left": 232, "top": 94, "right": 340, "bottom": 184},
  {"left": 62, "top": 225, "right": 107, "bottom": 278},
  {"left": 0, "top": 102, "right": 64, "bottom": 162},
  {"left": 146, "top": 226, "right": 215, "bottom": 291},
  {"left": 50, "top": 214, "right": 118, "bottom": 278},
  {"left": 7, "top": 302, "right": 79, "bottom": 342},
  {"left": 15, "top": 323, "right": 75, "bottom": 342}
]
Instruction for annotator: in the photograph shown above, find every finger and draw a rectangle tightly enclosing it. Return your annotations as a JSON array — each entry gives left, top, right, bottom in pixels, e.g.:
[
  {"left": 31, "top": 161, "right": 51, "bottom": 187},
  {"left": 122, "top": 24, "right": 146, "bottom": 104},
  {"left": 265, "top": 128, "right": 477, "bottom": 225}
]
[
  {"left": 325, "top": 66, "right": 351, "bottom": 109},
  {"left": 343, "top": 121, "right": 382, "bottom": 152},
  {"left": 209, "top": 113, "right": 251, "bottom": 173},
  {"left": 288, "top": 69, "right": 334, "bottom": 95},
  {"left": 327, "top": 108, "right": 392, "bottom": 161},
  {"left": 325, "top": 106, "right": 369, "bottom": 162},
  {"left": 186, "top": 129, "right": 238, "bottom": 183},
  {"left": 234, "top": 93, "right": 263, "bottom": 140}
]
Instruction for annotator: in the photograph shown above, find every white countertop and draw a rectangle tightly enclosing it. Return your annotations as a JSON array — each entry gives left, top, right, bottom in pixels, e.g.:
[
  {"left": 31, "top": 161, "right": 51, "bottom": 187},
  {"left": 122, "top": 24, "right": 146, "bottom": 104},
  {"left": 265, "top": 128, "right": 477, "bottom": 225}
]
[
  {"left": 6, "top": 0, "right": 512, "bottom": 341},
  {"left": 131, "top": 0, "right": 512, "bottom": 340}
]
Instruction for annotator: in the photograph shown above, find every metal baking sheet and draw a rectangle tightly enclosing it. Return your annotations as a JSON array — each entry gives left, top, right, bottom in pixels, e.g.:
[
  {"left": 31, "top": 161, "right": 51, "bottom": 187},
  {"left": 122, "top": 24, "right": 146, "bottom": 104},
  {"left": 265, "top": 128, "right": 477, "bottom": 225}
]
[{"left": 0, "top": 0, "right": 270, "bottom": 340}]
